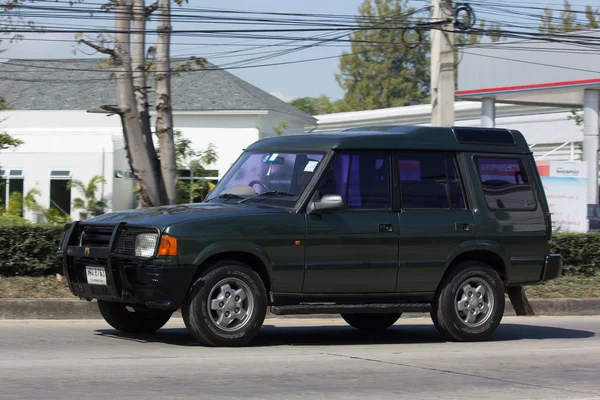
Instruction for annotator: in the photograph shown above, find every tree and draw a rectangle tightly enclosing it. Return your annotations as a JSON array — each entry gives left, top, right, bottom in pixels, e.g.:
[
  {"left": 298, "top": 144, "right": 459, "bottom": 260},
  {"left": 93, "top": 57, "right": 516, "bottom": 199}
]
[
  {"left": 539, "top": 0, "right": 598, "bottom": 33},
  {"left": 69, "top": 175, "right": 108, "bottom": 218},
  {"left": 289, "top": 95, "right": 351, "bottom": 115},
  {"left": 0, "top": 97, "right": 22, "bottom": 151},
  {"left": 78, "top": 0, "right": 191, "bottom": 207},
  {"left": 336, "top": 0, "right": 430, "bottom": 111},
  {"left": 163, "top": 130, "right": 218, "bottom": 204}
]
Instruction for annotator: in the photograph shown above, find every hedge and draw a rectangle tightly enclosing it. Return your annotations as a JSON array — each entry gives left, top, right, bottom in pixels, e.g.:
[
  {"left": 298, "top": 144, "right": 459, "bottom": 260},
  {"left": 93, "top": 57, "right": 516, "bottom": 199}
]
[
  {"left": 0, "top": 225, "right": 598, "bottom": 277},
  {"left": 0, "top": 225, "right": 63, "bottom": 276}
]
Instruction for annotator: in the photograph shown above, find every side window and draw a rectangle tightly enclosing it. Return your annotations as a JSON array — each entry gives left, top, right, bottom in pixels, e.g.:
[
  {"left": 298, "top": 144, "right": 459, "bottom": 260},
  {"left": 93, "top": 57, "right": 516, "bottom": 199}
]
[
  {"left": 476, "top": 157, "right": 536, "bottom": 210},
  {"left": 317, "top": 152, "right": 390, "bottom": 209},
  {"left": 397, "top": 152, "right": 466, "bottom": 210}
]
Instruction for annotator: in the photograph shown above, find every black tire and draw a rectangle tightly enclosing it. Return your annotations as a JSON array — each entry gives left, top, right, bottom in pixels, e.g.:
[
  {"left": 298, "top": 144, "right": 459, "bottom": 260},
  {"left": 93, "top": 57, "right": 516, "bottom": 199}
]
[
  {"left": 432, "top": 261, "right": 504, "bottom": 342},
  {"left": 182, "top": 261, "right": 267, "bottom": 347},
  {"left": 97, "top": 300, "right": 173, "bottom": 334},
  {"left": 341, "top": 313, "right": 402, "bottom": 331}
]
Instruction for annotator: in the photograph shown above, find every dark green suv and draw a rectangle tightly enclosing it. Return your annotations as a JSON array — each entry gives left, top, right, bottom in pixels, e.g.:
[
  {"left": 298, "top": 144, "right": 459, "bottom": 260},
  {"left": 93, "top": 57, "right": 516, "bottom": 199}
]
[{"left": 57, "top": 126, "right": 561, "bottom": 346}]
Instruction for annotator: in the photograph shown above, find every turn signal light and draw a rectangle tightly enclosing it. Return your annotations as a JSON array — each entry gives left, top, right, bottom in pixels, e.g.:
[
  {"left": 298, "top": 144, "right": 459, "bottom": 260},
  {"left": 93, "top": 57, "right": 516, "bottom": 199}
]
[{"left": 157, "top": 234, "right": 178, "bottom": 256}]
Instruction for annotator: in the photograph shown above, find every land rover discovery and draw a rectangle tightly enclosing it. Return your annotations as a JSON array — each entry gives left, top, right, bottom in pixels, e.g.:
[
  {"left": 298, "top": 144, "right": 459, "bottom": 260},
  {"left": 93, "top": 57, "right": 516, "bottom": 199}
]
[{"left": 57, "top": 126, "right": 561, "bottom": 346}]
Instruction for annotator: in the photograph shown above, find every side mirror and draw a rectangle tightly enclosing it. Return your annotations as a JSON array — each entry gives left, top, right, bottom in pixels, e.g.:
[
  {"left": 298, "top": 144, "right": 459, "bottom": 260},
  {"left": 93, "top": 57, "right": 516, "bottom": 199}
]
[{"left": 307, "top": 194, "right": 345, "bottom": 214}]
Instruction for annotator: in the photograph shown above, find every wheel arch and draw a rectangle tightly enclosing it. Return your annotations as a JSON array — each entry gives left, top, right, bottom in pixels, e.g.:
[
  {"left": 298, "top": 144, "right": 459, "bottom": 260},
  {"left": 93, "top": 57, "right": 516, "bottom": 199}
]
[
  {"left": 191, "top": 242, "right": 273, "bottom": 296},
  {"left": 438, "top": 246, "right": 508, "bottom": 294}
]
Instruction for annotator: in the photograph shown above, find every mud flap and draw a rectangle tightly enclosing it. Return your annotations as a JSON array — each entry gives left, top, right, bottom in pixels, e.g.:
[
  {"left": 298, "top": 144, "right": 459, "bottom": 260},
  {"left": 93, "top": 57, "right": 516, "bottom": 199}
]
[{"left": 507, "top": 285, "right": 535, "bottom": 316}]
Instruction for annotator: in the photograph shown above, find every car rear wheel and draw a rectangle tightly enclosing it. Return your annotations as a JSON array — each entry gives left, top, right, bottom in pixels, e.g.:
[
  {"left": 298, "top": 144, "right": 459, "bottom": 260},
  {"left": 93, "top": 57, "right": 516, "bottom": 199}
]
[
  {"left": 182, "top": 261, "right": 267, "bottom": 347},
  {"left": 341, "top": 313, "right": 402, "bottom": 331},
  {"left": 97, "top": 300, "right": 173, "bottom": 334},
  {"left": 432, "top": 261, "right": 504, "bottom": 342}
]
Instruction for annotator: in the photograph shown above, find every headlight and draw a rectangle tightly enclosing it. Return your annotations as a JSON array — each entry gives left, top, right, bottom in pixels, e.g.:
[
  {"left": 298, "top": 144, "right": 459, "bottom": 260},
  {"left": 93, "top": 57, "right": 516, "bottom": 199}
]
[{"left": 135, "top": 233, "right": 159, "bottom": 257}]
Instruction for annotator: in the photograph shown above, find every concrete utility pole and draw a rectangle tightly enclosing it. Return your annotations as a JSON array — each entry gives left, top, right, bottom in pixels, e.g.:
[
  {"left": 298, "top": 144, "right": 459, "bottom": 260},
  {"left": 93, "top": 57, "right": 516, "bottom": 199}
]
[
  {"left": 583, "top": 89, "right": 600, "bottom": 204},
  {"left": 430, "top": 0, "right": 455, "bottom": 127}
]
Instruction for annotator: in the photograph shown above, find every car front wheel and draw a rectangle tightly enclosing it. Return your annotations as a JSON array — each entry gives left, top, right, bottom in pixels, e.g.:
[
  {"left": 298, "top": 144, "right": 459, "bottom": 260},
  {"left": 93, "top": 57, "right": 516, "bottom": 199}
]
[
  {"left": 97, "top": 300, "right": 173, "bottom": 334},
  {"left": 182, "top": 261, "right": 267, "bottom": 347}
]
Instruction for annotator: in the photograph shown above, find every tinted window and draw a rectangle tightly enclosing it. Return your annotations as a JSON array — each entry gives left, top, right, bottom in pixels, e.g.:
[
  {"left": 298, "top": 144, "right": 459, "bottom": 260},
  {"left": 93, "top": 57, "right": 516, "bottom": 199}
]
[
  {"left": 318, "top": 152, "right": 390, "bottom": 209},
  {"left": 397, "top": 152, "right": 466, "bottom": 209},
  {"left": 476, "top": 157, "right": 536, "bottom": 210}
]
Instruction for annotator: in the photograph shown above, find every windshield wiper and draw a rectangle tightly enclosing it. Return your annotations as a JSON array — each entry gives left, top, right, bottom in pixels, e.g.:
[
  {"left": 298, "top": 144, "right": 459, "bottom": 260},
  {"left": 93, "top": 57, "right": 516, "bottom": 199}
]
[
  {"left": 238, "top": 191, "right": 296, "bottom": 204},
  {"left": 206, "top": 193, "right": 245, "bottom": 202}
]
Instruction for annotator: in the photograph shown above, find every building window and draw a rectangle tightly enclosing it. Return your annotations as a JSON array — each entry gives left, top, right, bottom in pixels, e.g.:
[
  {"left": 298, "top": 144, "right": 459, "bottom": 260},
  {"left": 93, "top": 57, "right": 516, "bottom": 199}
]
[
  {"left": 1, "top": 169, "right": 24, "bottom": 215},
  {"left": 49, "top": 170, "right": 71, "bottom": 216},
  {"left": 397, "top": 152, "right": 466, "bottom": 210},
  {"left": 475, "top": 157, "right": 536, "bottom": 211}
]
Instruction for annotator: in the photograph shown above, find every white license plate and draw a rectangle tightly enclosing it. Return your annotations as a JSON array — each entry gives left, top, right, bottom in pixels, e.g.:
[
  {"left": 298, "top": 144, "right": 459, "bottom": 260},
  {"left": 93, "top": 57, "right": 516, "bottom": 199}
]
[{"left": 86, "top": 266, "right": 107, "bottom": 285}]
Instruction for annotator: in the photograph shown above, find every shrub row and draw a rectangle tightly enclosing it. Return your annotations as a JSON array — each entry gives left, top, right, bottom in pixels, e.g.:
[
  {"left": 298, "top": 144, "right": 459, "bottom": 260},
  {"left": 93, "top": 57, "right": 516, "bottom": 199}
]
[
  {"left": 0, "top": 225, "right": 598, "bottom": 277},
  {"left": 0, "top": 225, "right": 63, "bottom": 276},
  {"left": 551, "top": 233, "right": 600, "bottom": 276}
]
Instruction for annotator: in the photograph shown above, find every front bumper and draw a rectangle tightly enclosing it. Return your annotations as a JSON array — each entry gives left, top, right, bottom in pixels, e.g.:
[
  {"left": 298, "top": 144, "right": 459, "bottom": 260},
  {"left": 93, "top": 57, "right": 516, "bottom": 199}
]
[
  {"left": 58, "top": 222, "right": 196, "bottom": 310},
  {"left": 541, "top": 254, "right": 562, "bottom": 281}
]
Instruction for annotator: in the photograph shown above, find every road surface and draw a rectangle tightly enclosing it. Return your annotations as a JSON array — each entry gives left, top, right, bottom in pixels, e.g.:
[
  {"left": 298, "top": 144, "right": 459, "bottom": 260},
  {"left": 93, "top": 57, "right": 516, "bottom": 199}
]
[{"left": 1, "top": 316, "right": 599, "bottom": 399}]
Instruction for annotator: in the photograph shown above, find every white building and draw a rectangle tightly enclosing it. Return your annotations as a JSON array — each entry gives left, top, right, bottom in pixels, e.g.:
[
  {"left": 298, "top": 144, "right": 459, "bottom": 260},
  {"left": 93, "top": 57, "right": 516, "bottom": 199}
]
[
  {"left": 314, "top": 101, "right": 584, "bottom": 162},
  {"left": 0, "top": 59, "right": 315, "bottom": 221}
]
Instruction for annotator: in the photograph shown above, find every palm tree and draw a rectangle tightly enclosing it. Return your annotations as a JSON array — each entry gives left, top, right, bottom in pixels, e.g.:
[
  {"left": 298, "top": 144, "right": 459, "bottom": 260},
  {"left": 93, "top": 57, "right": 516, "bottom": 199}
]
[{"left": 69, "top": 175, "right": 108, "bottom": 219}]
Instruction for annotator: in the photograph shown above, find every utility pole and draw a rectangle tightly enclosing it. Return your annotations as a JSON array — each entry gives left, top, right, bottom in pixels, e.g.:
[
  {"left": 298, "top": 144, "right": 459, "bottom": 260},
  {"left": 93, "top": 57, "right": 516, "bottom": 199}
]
[{"left": 431, "top": 0, "right": 455, "bottom": 126}]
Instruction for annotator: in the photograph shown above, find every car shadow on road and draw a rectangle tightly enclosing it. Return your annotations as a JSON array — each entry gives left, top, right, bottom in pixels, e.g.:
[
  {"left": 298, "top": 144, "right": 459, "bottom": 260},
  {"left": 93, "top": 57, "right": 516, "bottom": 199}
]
[{"left": 94, "top": 321, "right": 595, "bottom": 347}]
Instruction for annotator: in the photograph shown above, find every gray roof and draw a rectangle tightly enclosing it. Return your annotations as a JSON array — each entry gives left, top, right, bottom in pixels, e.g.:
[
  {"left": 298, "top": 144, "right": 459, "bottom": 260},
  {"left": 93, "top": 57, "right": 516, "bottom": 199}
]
[{"left": 0, "top": 58, "right": 315, "bottom": 121}]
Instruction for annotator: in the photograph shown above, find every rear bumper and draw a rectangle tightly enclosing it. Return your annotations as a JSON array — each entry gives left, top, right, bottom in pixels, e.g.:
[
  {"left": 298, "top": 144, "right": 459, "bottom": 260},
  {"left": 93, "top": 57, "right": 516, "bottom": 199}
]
[{"left": 541, "top": 254, "right": 562, "bottom": 281}]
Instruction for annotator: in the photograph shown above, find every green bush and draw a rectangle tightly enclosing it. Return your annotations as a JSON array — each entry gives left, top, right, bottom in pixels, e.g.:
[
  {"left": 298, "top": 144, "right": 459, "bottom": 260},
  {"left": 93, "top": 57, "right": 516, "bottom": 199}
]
[
  {"left": 551, "top": 233, "right": 600, "bottom": 276},
  {"left": 0, "top": 225, "right": 63, "bottom": 276}
]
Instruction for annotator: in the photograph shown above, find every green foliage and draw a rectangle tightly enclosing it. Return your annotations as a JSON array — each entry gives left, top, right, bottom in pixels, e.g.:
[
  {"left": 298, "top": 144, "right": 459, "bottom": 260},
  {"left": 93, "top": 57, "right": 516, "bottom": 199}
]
[
  {"left": 7, "top": 191, "right": 22, "bottom": 216},
  {"left": 289, "top": 95, "right": 351, "bottom": 115},
  {"left": 539, "top": 0, "right": 598, "bottom": 33},
  {"left": 336, "top": 0, "right": 430, "bottom": 111},
  {"left": 551, "top": 233, "right": 600, "bottom": 276},
  {"left": 272, "top": 121, "right": 289, "bottom": 136},
  {"left": 0, "top": 212, "right": 29, "bottom": 226},
  {"left": 0, "top": 225, "right": 63, "bottom": 276},
  {"left": 68, "top": 175, "right": 107, "bottom": 218},
  {"left": 168, "top": 130, "right": 219, "bottom": 204}
]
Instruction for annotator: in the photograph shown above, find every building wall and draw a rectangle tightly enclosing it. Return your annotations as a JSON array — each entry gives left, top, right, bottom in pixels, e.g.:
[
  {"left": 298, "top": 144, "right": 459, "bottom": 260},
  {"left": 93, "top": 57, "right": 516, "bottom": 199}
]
[
  {"left": 0, "top": 113, "right": 118, "bottom": 221},
  {"left": 0, "top": 109, "right": 308, "bottom": 221}
]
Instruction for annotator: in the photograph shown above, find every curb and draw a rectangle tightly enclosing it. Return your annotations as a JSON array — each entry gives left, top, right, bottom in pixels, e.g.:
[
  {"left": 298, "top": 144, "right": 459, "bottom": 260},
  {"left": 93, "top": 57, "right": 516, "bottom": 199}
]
[{"left": 0, "top": 298, "right": 599, "bottom": 320}]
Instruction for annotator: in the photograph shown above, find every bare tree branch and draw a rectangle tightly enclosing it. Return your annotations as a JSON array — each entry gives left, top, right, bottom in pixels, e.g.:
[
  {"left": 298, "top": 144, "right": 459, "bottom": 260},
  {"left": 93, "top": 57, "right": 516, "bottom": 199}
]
[
  {"left": 80, "top": 39, "right": 114, "bottom": 56},
  {"left": 145, "top": 0, "right": 158, "bottom": 17}
]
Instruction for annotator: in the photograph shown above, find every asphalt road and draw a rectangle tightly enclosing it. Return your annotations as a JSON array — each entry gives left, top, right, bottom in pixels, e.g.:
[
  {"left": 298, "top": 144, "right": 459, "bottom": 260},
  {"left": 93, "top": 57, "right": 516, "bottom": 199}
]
[{"left": 1, "top": 316, "right": 599, "bottom": 400}]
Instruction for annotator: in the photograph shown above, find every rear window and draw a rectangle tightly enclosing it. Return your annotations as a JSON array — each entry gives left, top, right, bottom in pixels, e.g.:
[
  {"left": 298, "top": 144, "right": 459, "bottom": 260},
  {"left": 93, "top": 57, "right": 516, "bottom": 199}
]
[{"left": 476, "top": 157, "right": 536, "bottom": 210}]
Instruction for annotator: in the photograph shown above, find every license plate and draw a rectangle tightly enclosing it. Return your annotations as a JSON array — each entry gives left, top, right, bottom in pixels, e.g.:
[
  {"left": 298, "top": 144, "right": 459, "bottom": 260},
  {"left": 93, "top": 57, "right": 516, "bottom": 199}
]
[{"left": 86, "top": 266, "right": 107, "bottom": 285}]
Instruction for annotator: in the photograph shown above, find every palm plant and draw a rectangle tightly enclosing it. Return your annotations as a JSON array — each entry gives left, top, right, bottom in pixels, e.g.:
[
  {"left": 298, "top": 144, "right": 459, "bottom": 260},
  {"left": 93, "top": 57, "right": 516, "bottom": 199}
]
[{"left": 69, "top": 175, "right": 108, "bottom": 218}]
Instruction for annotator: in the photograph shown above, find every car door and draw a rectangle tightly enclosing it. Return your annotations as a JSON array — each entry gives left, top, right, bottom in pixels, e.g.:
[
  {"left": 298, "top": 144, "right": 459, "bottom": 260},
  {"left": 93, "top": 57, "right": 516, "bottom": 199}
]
[
  {"left": 303, "top": 151, "right": 399, "bottom": 293},
  {"left": 396, "top": 151, "right": 476, "bottom": 293}
]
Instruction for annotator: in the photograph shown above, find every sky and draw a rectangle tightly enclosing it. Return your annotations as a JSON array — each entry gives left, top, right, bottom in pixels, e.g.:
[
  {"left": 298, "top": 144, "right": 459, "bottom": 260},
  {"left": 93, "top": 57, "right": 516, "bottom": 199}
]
[
  {"left": 0, "top": 0, "right": 369, "bottom": 101},
  {"left": 0, "top": 0, "right": 596, "bottom": 102}
]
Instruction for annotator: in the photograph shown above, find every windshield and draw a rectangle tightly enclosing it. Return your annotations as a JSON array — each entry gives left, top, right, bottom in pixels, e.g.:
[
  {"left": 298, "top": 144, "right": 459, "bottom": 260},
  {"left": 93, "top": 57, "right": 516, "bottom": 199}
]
[{"left": 206, "top": 151, "right": 326, "bottom": 207}]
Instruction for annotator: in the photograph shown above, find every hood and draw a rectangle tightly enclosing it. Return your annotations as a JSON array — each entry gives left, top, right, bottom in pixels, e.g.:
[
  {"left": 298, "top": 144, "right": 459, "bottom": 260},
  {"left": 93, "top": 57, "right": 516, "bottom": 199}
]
[{"left": 84, "top": 202, "right": 285, "bottom": 227}]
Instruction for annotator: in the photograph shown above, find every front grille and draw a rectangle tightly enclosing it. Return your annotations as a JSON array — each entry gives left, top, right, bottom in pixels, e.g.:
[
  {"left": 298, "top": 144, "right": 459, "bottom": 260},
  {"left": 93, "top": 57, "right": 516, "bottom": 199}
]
[{"left": 80, "top": 225, "right": 113, "bottom": 248}]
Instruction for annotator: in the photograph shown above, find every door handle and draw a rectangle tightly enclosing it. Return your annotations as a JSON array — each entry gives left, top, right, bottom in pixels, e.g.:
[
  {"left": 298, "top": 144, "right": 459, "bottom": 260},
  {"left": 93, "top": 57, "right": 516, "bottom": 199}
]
[
  {"left": 455, "top": 223, "right": 470, "bottom": 232},
  {"left": 378, "top": 223, "right": 394, "bottom": 232}
]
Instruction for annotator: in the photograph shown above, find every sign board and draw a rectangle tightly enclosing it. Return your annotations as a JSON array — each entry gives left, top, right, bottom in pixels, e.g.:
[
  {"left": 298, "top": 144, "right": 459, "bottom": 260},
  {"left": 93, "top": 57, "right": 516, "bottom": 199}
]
[{"left": 536, "top": 160, "right": 588, "bottom": 232}]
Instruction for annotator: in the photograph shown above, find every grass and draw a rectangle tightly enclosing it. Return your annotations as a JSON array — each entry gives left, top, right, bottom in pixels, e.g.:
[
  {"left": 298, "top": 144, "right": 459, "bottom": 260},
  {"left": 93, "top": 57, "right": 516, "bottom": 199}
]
[
  {"left": 0, "top": 276, "right": 72, "bottom": 298},
  {"left": 524, "top": 274, "right": 600, "bottom": 299},
  {"left": 0, "top": 274, "right": 599, "bottom": 299}
]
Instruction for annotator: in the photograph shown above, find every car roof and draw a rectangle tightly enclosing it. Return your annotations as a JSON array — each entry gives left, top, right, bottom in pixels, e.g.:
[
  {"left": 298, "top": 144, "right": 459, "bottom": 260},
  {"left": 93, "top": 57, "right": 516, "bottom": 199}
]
[{"left": 246, "top": 125, "right": 531, "bottom": 154}]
